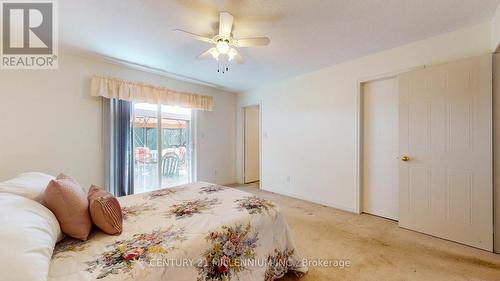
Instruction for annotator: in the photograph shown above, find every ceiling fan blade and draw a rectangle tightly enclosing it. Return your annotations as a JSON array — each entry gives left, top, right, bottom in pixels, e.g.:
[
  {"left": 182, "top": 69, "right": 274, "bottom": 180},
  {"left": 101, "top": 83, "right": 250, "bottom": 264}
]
[
  {"left": 235, "top": 37, "right": 270, "bottom": 47},
  {"left": 198, "top": 47, "right": 216, "bottom": 59},
  {"left": 174, "top": 29, "right": 213, "bottom": 43},
  {"left": 219, "top": 12, "right": 234, "bottom": 37}
]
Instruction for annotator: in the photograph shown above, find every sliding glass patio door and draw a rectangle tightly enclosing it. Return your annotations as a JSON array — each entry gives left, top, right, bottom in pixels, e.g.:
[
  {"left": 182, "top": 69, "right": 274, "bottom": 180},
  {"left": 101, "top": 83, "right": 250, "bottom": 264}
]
[{"left": 132, "top": 103, "right": 192, "bottom": 193}]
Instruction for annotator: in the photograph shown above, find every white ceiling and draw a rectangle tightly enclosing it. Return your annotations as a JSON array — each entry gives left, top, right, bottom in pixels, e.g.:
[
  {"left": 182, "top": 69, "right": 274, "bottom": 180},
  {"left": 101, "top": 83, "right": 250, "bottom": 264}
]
[{"left": 60, "top": 0, "right": 499, "bottom": 93}]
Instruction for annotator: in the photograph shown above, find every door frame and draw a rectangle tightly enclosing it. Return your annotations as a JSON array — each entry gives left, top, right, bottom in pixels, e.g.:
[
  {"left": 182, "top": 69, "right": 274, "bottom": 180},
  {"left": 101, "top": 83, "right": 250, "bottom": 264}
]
[
  {"left": 241, "top": 101, "right": 263, "bottom": 185},
  {"left": 493, "top": 52, "right": 499, "bottom": 253},
  {"left": 355, "top": 66, "right": 424, "bottom": 214}
]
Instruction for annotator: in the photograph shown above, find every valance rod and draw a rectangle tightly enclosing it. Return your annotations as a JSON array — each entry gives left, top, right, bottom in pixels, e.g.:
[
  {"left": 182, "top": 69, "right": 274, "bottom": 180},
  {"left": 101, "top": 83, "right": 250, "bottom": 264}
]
[{"left": 90, "top": 75, "right": 214, "bottom": 111}]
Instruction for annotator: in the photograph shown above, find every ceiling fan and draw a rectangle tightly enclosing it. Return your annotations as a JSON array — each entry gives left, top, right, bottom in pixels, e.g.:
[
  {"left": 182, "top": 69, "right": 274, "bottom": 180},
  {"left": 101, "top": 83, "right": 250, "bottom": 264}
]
[{"left": 174, "top": 11, "right": 270, "bottom": 73}]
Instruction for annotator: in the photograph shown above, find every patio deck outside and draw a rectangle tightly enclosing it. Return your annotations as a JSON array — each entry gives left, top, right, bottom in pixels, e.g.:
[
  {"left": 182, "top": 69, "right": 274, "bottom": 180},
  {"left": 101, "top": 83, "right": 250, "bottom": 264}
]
[{"left": 132, "top": 103, "right": 192, "bottom": 194}]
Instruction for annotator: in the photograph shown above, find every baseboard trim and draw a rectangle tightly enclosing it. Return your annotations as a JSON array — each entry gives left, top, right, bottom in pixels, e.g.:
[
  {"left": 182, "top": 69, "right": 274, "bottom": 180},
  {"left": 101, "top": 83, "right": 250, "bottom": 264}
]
[{"left": 261, "top": 187, "right": 358, "bottom": 214}]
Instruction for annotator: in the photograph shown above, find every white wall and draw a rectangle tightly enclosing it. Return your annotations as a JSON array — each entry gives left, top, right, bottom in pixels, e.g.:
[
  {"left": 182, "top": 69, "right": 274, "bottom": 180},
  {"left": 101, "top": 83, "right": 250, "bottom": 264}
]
[
  {"left": 237, "top": 22, "right": 492, "bottom": 212},
  {"left": 492, "top": 0, "right": 500, "bottom": 51},
  {"left": 0, "top": 53, "right": 237, "bottom": 189}
]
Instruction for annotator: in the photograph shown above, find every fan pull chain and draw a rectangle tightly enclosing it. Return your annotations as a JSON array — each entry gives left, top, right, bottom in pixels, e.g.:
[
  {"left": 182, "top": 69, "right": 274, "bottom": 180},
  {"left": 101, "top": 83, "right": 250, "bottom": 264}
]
[{"left": 216, "top": 55, "right": 230, "bottom": 74}]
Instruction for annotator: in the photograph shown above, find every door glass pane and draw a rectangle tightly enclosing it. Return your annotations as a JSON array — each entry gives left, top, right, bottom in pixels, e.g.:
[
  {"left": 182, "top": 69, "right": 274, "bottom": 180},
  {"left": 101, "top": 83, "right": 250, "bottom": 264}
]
[
  {"left": 132, "top": 103, "right": 192, "bottom": 194},
  {"left": 160, "top": 105, "right": 191, "bottom": 188},
  {"left": 132, "top": 103, "right": 159, "bottom": 193}
]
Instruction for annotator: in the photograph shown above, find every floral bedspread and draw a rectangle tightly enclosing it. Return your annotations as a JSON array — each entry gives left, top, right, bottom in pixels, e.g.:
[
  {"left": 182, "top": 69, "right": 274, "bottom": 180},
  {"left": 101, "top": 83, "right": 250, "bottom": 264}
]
[{"left": 48, "top": 182, "right": 307, "bottom": 281}]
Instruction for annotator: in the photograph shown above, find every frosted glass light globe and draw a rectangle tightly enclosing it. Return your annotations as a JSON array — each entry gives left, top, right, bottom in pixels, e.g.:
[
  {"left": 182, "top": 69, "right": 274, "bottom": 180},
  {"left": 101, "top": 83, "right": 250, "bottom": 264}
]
[{"left": 216, "top": 41, "right": 230, "bottom": 54}]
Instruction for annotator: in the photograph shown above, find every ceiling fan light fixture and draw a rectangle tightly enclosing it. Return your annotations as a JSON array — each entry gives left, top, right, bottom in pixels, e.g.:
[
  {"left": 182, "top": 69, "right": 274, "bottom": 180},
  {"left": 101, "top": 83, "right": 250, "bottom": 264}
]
[
  {"left": 216, "top": 40, "right": 230, "bottom": 54},
  {"left": 227, "top": 48, "right": 237, "bottom": 61},
  {"left": 175, "top": 12, "right": 270, "bottom": 72},
  {"left": 209, "top": 48, "right": 220, "bottom": 59}
]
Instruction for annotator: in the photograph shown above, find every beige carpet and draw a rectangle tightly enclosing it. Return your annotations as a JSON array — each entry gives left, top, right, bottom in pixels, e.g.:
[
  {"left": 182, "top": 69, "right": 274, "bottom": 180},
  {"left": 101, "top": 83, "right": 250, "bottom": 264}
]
[{"left": 230, "top": 184, "right": 500, "bottom": 281}]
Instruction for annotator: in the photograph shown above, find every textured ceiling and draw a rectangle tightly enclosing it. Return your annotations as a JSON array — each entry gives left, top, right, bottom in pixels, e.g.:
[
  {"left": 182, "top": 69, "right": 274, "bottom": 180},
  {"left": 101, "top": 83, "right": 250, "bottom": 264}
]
[{"left": 60, "top": 0, "right": 499, "bottom": 92}]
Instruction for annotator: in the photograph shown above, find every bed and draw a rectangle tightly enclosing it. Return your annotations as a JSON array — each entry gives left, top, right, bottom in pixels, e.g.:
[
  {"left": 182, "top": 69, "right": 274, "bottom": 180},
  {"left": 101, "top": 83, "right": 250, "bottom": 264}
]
[{"left": 48, "top": 182, "right": 307, "bottom": 281}]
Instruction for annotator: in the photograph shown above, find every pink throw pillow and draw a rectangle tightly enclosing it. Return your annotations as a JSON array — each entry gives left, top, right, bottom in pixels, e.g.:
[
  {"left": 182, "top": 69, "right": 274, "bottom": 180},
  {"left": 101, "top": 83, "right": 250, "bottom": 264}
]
[{"left": 44, "top": 174, "right": 91, "bottom": 241}]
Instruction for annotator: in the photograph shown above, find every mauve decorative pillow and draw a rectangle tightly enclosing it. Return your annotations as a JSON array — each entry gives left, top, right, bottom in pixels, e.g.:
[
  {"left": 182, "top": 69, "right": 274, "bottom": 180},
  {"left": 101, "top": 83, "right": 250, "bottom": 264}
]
[
  {"left": 88, "top": 185, "right": 123, "bottom": 235},
  {"left": 44, "top": 174, "right": 92, "bottom": 241}
]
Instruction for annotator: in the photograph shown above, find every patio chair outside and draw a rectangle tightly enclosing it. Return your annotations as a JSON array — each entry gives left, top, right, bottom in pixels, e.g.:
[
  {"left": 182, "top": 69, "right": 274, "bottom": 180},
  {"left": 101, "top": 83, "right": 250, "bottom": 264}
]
[{"left": 162, "top": 152, "right": 180, "bottom": 176}]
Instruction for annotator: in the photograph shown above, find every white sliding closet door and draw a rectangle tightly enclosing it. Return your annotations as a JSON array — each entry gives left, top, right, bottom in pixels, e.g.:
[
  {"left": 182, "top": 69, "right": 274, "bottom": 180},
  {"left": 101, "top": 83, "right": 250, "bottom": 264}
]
[{"left": 362, "top": 77, "right": 399, "bottom": 220}]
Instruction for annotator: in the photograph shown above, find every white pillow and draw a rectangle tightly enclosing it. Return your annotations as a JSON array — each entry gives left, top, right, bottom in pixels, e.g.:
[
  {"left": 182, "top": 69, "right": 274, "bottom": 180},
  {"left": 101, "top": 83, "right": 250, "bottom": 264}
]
[
  {"left": 0, "top": 172, "right": 55, "bottom": 205},
  {"left": 0, "top": 193, "right": 62, "bottom": 281}
]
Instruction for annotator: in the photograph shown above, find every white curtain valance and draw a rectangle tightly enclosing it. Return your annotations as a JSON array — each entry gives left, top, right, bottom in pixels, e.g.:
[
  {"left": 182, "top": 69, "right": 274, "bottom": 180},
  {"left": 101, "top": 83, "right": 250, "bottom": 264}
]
[{"left": 91, "top": 75, "right": 214, "bottom": 111}]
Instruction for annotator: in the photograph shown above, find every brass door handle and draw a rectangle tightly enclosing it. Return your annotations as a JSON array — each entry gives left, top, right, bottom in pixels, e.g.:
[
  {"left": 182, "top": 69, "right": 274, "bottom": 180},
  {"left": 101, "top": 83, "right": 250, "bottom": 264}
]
[{"left": 401, "top": 156, "right": 410, "bottom": 162}]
